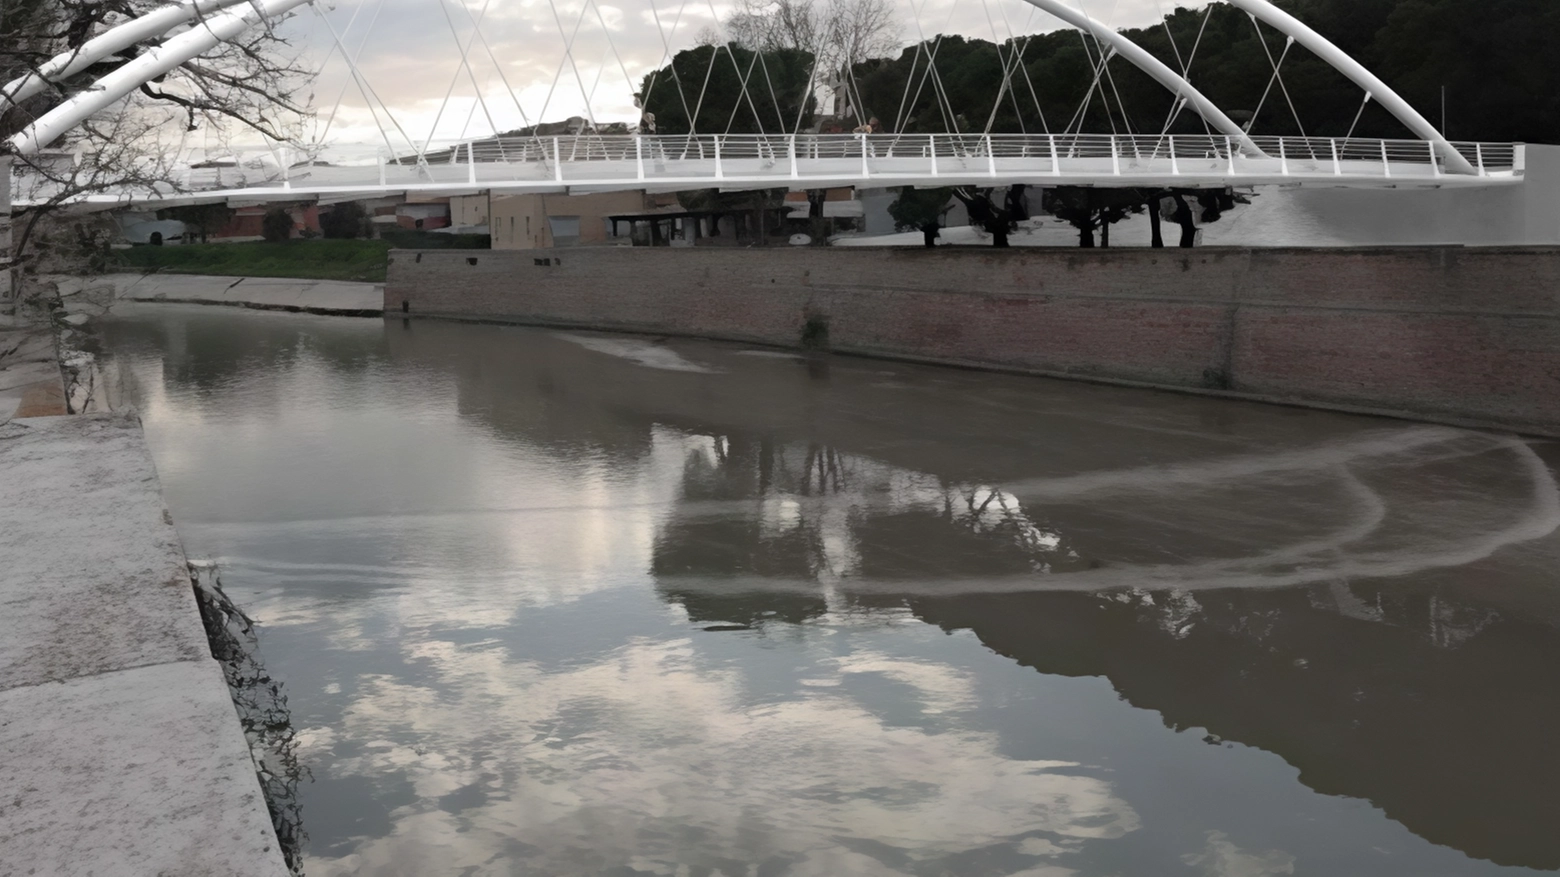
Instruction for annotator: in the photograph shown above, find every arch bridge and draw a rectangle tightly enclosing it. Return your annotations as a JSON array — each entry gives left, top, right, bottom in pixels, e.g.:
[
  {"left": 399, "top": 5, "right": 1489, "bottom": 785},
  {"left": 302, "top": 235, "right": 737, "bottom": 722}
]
[{"left": 1, "top": 0, "right": 1526, "bottom": 207}]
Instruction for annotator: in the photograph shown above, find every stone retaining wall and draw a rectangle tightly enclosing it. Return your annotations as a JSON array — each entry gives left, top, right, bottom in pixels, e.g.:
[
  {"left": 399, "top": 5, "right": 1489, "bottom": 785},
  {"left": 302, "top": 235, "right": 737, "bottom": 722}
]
[{"left": 386, "top": 246, "right": 1560, "bottom": 434}]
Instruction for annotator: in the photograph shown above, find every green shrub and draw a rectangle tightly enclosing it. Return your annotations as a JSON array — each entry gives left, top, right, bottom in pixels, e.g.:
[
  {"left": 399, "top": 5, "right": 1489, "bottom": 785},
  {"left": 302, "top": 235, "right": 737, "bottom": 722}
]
[{"left": 320, "top": 202, "right": 369, "bottom": 239}]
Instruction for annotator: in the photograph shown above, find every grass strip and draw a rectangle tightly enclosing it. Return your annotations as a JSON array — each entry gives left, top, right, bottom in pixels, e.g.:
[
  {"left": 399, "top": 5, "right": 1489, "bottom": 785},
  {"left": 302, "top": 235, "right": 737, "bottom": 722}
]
[{"left": 114, "top": 240, "right": 393, "bottom": 283}]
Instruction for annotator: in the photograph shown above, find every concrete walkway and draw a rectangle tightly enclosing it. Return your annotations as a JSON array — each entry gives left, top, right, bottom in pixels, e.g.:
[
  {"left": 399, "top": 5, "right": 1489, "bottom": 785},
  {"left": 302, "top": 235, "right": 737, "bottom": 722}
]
[
  {"left": 56, "top": 272, "right": 383, "bottom": 315},
  {"left": 0, "top": 412, "right": 289, "bottom": 875}
]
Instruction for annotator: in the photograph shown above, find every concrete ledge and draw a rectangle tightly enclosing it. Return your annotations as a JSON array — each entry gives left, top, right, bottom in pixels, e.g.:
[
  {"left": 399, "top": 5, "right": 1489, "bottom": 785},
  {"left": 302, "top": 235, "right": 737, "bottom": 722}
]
[
  {"left": 0, "top": 414, "right": 210, "bottom": 688},
  {"left": 56, "top": 273, "right": 384, "bottom": 316},
  {"left": 0, "top": 661, "right": 290, "bottom": 875},
  {"left": 0, "top": 413, "right": 288, "bottom": 875},
  {"left": 0, "top": 326, "right": 66, "bottom": 420}
]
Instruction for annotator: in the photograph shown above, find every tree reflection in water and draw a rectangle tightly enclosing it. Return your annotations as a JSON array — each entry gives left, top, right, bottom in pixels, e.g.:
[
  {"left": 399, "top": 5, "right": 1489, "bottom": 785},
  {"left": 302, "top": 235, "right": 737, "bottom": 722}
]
[{"left": 647, "top": 428, "right": 1560, "bottom": 871}]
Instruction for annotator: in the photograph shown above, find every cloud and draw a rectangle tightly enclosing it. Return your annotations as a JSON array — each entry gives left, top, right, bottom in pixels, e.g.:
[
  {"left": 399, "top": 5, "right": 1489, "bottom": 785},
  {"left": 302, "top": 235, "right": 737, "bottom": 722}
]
[{"left": 260, "top": 0, "right": 1212, "bottom": 151}]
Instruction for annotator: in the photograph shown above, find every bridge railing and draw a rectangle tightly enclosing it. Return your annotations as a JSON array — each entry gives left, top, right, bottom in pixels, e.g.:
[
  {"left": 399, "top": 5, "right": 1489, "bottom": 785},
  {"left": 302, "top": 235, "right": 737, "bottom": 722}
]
[
  {"left": 416, "top": 133, "right": 1518, "bottom": 175},
  {"left": 168, "top": 133, "right": 1519, "bottom": 196},
  {"left": 1452, "top": 141, "right": 1516, "bottom": 175}
]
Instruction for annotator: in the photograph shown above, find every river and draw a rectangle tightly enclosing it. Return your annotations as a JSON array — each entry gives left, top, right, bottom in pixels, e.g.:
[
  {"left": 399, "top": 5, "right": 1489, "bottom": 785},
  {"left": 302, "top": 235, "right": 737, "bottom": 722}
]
[{"left": 100, "top": 305, "right": 1560, "bottom": 876}]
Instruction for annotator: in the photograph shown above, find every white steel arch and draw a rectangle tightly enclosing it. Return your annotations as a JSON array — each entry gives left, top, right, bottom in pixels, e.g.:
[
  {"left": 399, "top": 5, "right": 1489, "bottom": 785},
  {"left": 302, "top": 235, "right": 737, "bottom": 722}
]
[
  {"left": 1, "top": 0, "right": 1492, "bottom": 178},
  {"left": 6, "top": 0, "right": 313, "bottom": 156},
  {"left": 0, "top": 0, "right": 254, "bottom": 111},
  {"left": 1225, "top": 0, "right": 1477, "bottom": 175},
  {"left": 1015, "top": 0, "right": 1267, "bottom": 158}
]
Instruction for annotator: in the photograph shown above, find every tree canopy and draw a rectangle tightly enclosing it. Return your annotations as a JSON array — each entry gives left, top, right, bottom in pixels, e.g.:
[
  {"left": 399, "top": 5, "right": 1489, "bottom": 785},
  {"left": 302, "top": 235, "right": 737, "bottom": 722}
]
[
  {"left": 639, "top": 44, "right": 818, "bottom": 136},
  {"left": 787, "top": 1, "right": 1560, "bottom": 143}
]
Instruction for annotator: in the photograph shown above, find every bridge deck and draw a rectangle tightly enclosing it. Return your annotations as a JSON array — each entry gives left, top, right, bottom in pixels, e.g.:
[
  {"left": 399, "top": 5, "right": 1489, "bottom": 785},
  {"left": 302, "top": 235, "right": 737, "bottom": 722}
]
[{"left": 22, "top": 135, "right": 1524, "bottom": 206}]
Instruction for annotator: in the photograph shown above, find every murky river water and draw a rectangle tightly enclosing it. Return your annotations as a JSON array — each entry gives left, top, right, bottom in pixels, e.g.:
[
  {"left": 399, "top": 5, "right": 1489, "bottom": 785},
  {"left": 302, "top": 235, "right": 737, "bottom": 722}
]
[{"left": 100, "top": 305, "right": 1560, "bottom": 877}]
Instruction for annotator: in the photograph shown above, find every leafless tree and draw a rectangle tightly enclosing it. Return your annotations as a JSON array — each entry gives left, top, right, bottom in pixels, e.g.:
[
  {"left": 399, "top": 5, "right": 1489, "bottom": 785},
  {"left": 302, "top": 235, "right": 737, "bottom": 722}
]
[
  {"left": 719, "top": 0, "right": 897, "bottom": 127},
  {"left": 724, "top": 0, "right": 898, "bottom": 75},
  {"left": 726, "top": 0, "right": 821, "bottom": 55},
  {"left": 823, "top": 0, "right": 899, "bottom": 73},
  {"left": 1, "top": 0, "right": 312, "bottom": 298},
  {"left": 1, "top": 0, "right": 311, "bottom": 144}
]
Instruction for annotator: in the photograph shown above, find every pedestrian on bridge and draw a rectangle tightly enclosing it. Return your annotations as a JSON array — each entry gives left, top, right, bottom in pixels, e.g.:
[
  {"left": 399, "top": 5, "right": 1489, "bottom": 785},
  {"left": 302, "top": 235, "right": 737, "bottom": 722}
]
[{"left": 853, "top": 117, "right": 882, "bottom": 156}]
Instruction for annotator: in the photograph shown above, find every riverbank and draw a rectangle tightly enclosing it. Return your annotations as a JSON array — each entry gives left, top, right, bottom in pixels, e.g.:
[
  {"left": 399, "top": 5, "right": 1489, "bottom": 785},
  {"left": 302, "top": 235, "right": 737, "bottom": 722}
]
[
  {"left": 385, "top": 245, "right": 1560, "bottom": 437},
  {"left": 57, "top": 272, "right": 384, "bottom": 315},
  {"left": 0, "top": 411, "right": 290, "bottom": 874}
]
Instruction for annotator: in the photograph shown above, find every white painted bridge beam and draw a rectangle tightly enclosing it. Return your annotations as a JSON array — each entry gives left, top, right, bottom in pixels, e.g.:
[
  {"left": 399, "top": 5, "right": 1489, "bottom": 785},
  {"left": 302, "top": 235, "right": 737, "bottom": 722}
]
[
  {"left": 0, "top": 0, "right": 255, "bottom": 112},
  {"left": 6, "top": 0, "right": 313, "bottom": 157}
]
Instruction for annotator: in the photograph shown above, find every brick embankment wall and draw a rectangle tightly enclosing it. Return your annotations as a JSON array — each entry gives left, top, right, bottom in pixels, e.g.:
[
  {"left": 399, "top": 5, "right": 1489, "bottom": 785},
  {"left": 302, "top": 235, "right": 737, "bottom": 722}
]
[{"left": 386, "top": 246, "right": 1560, "bottom": 435}]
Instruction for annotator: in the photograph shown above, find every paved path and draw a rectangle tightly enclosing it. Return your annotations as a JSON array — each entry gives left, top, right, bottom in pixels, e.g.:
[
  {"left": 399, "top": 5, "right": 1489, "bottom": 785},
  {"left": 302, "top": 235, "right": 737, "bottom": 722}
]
[
  {"left": 56, "top": 273, "right": 383, "bottom": 315},
  {"left": 0, "top": 412, "right": 289, "bottom": 876}
]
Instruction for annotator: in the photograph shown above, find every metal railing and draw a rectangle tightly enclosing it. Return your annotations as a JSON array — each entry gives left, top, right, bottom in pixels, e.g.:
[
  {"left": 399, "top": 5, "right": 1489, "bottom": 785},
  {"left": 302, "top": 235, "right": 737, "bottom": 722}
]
[
  {"left": 383, "top": 133, "right": 1520, "bottom": 177},
  {"left": 135, "top": 133, "right": 1526, "bottom": 200}
]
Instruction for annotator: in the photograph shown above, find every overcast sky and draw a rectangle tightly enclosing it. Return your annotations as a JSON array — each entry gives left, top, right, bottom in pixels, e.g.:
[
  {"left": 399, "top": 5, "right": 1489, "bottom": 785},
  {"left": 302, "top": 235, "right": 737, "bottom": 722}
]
[{"left": 243, "top": 0, "right": 1209, "bottom": 161}]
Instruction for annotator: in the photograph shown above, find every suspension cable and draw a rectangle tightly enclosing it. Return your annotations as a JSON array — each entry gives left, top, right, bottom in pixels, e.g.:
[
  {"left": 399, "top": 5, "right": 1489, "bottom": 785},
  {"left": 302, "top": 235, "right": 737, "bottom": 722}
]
[
  {"left": 312, "top": 0, "right": 378, "bottom": 145},
  {"left": 451, "top": 9, "right": 546, "bottom": 158},
  {"left": 311, "top": 1, "right": 419, "bottom": 163},
  {"left": 1342, "top": 91, "right": 1371, "bottom": 144},
  {"left": 433, "top": 0, "right": 505, "bottom": 160},
  {"left": 843, "top": 51, "right": 872, "bottom": 127},
  {"left": 1005, "top": 39, "right": 1031, "bottom": 134},
  {"left": 928, "top": 0, "right": 965, "bottom": 129},
  {"left": 1181, "top": 2, "right": 1216, "bottom": 135},
  {"left": 314, "top": 0, "right": 388, "bottom": 146},
  {"left": 423, "top": 0, "right": 492, "bottom": 154},
  {"left": 588, "top": 0, "right": 642, "bottom": 124},
  {"left": 998, "top": 3, "right": 1050, "bottom": 134},
  {"left": 902, "top": 35, "right": 951, "bottom": 132},
  {"left": 978, "top": 0, "right": 1012, "bottom": 134},
  {"left": 543, "top": 0, "right": 599, "bottom": 130},
  {"left": 1083, "top": 0, "right": 1136, "bottom": 134},
  {"left": 1147, "top": 0, "right": 1187, "bottom": 139},
  {"left": 722, "top": 46, "right": 764, "bottom": 134},
  {"left": 901, "top": 0, "right": 961, "bottom": 132},
  {"left": 753, "top": 46, "right": 789, "bottom": 133},
  {"left": 1246, "top": 20, "right": 1298, "bottom": 136},
  {"left": 1064, "top": 35, "right": 1114, "bottom": 136},
  {"left": 925, "top": 47, "right": 960, "bottom": 131},
  {"left": 981, "top": 1, "right": 1041, "bottom": 135},
  {"left": 891, "top": 32, "right": 923, "bottom": 133},
  {"left": 695, "top": 0, "right": 769, "bottom": 133},
  {"left": 1248, "top": 15, "right": 1305, "bottom": 137},
  {"left": 455, "top": 75, "right": 481, "bottom": 143},
  {"left": 1069, "top": 0, "right": 1115, "bottom": 132},
  {"left": 794, "top": 20, "right": 832, "bottom": 133},
  {"left": 642, "top": 0, "right": 697, "bottom": 130},
  {"left": 688, "top": 32, "right": 722, "bottom": 133},
  {"left": 534, "top": 0, "right": 593, "bottom": 134}
]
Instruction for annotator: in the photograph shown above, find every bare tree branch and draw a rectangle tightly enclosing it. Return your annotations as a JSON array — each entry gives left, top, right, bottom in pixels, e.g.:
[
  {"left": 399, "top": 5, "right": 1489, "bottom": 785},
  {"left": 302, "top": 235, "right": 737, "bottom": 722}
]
[{"left": 1, "top": 0, "right": 314, "bottom": 302}]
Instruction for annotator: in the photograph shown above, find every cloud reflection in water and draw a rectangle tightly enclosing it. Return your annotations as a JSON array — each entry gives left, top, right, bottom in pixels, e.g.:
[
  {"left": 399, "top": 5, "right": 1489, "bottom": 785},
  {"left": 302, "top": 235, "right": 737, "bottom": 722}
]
[
  {"left": 99, "top": 311, "right": 1560, "bottom": 876},
  {"left": 294, "top": 620, "right": 1136, "bottom": 876}
]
